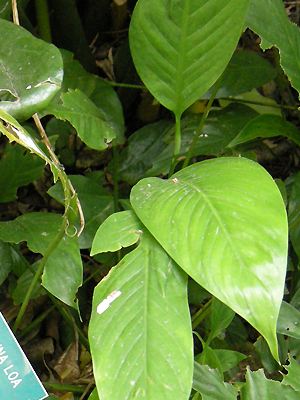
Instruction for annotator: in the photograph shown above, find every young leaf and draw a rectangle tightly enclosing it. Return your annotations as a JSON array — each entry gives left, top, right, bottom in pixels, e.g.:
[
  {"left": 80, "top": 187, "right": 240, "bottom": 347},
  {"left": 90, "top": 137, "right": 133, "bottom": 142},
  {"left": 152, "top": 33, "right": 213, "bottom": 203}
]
[
  {"left": 246, "top": 0, "right": 300, "bottom": 97},
  {"left": 0, "top": 19, "right": 63, "bottom": 120},
  {"left": 89, "top": 232, "right": 193, "bottom": 400},
  {"left": 208, "top": 298, "right": 235, "bottom": 343},
  {"left": 91, "top": 210, "right": 142, "bottom": 255},
  {"left": 129, "top": 0, "right": 250, "bottom": 116},
  {"left": 0, "top": 212, "right": 82, "bottom": 307},
  {"left": 131, "top": 157, "right": 288, "bottom": 360},
  {"left": 193, "top": 362, "right": 238, "bottom": 400}
]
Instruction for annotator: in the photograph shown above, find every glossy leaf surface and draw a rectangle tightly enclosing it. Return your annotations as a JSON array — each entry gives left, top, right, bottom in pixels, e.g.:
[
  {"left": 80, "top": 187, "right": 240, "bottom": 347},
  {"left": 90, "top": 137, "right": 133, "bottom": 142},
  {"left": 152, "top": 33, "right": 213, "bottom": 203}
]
[
  {"left": 129, "top": 0, "right": 249, "bottom": 115},
  {"left": 0, "top": 213, "right": 82, "bottom": 307},
  {"left": 0, "top": 19, "right": 63, "bottom": 120},
  {"left": 131, "top": 157, "right": 288, "bottom": 359},
  {"left": 89, "top": 232, "right": 193, "bottom": 400},
  {"left": 246, "top": 0, "right": 300, "bottom": 96}
]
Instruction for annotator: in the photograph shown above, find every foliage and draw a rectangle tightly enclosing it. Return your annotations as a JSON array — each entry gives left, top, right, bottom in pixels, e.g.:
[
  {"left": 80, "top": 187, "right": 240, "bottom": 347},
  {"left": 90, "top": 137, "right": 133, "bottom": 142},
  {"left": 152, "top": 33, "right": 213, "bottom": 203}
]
[{"left": 0, "top": 1, "right": 300, "bottom": 400}]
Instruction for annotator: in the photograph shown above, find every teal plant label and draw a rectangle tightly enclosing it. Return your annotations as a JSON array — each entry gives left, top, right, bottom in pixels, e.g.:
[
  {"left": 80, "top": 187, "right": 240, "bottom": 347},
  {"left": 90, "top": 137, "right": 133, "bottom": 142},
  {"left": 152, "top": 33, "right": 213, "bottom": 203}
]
[{"left": 0, "top": 312, "right": 48, "bottom": 400}]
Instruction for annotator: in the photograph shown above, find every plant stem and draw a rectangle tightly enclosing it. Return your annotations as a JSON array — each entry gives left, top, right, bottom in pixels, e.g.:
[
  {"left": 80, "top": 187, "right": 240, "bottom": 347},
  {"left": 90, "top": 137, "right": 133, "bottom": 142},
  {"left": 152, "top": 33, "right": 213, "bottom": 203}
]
[
  {"left": 112, "top": 145, "right": 120, "bottom": 213},
  {"left": 13, "top": 222, "right": 66, "bottom": 332},
  {"left": 192, "top": 298, "right": 212, "bottom": 330},
  {"left": 183, "top": 82, "right": 221, "bottom": 169},
  {"left": 35, "top": 0, "right": 52, "bottom": 42},
  {"left": 169, "top": 114, "right": 182, "bottom": 176},
  {"left": 104, "top": 80, "right": 146, "bottom": 90},
  {"left": 12, "top": 0, "right": 20, "bottom": 25},
  {"left": 219, "top": 96, "right": 299, "bottom": 110},
  {"left": 43, "top": 382, "right": 86, "bottom": 393}
]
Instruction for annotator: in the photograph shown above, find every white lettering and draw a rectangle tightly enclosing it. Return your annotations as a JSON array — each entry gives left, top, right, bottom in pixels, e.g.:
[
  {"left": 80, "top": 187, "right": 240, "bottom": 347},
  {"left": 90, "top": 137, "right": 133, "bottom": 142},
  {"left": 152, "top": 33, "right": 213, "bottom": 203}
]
[
  {"left": 11, "top": 378, "right": 22, "bottom": 389},
  {"left": 4, "top": 364, "right": 13, "bottom": 375},
  {"left": 0, "top": 355, "right": 8, "bottom": 365},
  {"left": 0, "top": 345, "right": 23, "bottom": 389},
  {"left": 8, "top": 371, "right": 18, "bottom": 380}
]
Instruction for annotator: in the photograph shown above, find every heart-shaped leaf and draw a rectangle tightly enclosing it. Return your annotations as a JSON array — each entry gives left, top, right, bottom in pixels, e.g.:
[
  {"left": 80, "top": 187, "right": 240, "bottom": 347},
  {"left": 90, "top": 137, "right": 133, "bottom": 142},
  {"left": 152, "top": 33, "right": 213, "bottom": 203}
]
[
  {"left": 129, "top": 0, "right": 250, "bottom": 116},
  {"left": 131, "top": 157, "right": 288, "bottom": 360},
  {"left": 89, "top": 232, "right": 193, "bottom": 400},
  {"left": 0, "top": 19, "right": 63, "bottom": 120}
]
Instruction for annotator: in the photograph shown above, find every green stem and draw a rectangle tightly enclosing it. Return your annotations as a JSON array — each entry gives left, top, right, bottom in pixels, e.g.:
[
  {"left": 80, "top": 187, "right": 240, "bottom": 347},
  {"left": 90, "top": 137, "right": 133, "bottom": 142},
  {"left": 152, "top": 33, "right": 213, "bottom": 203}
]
[
  {"left": 169, "top": 114, "right": 182, "bottom": 177},
  {"left": 112, "top": 145, "right": 120, "bottom": 213},
  {"left": 192, "top": 298, "right": 212, "bottom": 330},
  {"left": 219, "top": 96, "right": 299, "bottom": 110},
  {"left": 35, "top": 0, "right": 52, "bottom": 42},
  {"left": 183, "top": 82, "right": 221, "bottom": 169},
  {"left": 104, "top": 80, "right": 145, "bottom": 90},
  {"left": 43, "top": 382, "right": 86, "bottom": 393},
  {"left": 13, "top": 221, "right": 66, "bottom": 332}
]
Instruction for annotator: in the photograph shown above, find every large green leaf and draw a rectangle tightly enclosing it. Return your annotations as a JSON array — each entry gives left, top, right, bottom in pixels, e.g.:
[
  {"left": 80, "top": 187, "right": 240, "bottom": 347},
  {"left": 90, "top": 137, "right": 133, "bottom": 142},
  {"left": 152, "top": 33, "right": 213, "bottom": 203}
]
[
  {"left": 282, "top": 357, "right": 300, "bottom": 391},
  {"left": 277, "top": 301, "right": 300, "bottom": 339},
  {"left": 89, "top": 232, "right": 193, "bottom": 400},
  {"left": 0, "top": 19, "right": 63, "bottom": 120},
  {"left": 131, "top": 157, "right": 288, "bottom": 360},
  {"left": 129, "top": 0, "right": 250, "bottom": 116},
  {"left": 0, "top": 212, "right": 82, "bottom": 307},
  {"left": 193, "top": 362, "right": 238, "bottom": 400},
  {"left": 246, "top": 0, "right": 300, "bottom": 96}
]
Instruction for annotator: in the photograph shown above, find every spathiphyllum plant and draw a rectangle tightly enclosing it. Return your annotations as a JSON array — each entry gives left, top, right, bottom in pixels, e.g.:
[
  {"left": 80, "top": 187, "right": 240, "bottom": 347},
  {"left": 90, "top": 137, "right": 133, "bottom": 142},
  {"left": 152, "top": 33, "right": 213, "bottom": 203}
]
[{"left": 1, "top": 0, "right": 300, "bottom": 399}]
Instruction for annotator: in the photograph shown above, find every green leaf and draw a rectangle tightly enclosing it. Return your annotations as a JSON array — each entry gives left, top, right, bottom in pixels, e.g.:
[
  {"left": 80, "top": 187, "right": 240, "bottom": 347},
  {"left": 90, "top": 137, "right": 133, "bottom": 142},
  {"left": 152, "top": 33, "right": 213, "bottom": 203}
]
[
  {"left": 193, "top": 362, "right": 238, "bottom": 400},
  {"left": 228, "top": 114, "right": 300, "bottom": 148},
  {"left": 277, "top": 301, "right": 300, "bottom": 339},
  {"left": 241, "top": 368, "right": 299, "bottom": 399},
  {"left": 208, "top": 298, "right": 235, "bottom": 343},
  {"left": 48, "top": 175, "right": 114, "bottom": 249},
  {"left": 213, "top": 350, "right": 247, "bottom": 373},
  {"left": 288, "top": 171, "right": 300, "bottom": 258},
  {"left": 203, "top": 50, "right": 277, "bottom": 99},
  {"left": 89, "top": 232, "right": 193, "bottom": 400},
  {"left": 0, "top": 241, "right": 15, "bottom": 285},
  {"left": 131, "top": 157, "right": 288, "bottom": 360},
  {"left": 0, "top": 212, "right": 82, "bottom": 307},
  {"left": 0, "top": 143, "right": 44, "bottom": 202},
  {"left": 129, "top": 0, "right": 250, "bottom": 116},
  {"left": 12, "top": 264, "right": 45, "bottom": 304},
  {"left": 282, "top": 357, "right": 300, "bottom": 392},
  {"left": 88, "top": 388, "right": 99, "bottom": 400},
  {"left": 0, "top": 1, "right": 11, "bottom": 19},
  {"left": 119, "top": 104, "right": 257, "bottom": 183},
  {"left": 46, "top": 89, "right": 117, "bottom": 150},
  {"left": 0, "top": 19, "right": 63, "bottom": 120},
  {"left": 91, "top": 210, "right": 142, "bottom": 255},
  {"left": 246, "top": 0, "right": 300, "bottom": 96}
]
